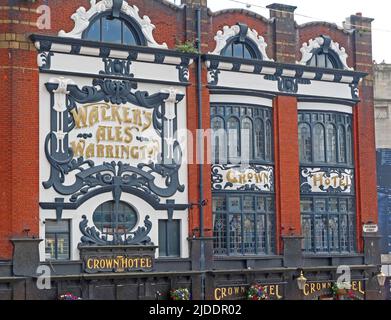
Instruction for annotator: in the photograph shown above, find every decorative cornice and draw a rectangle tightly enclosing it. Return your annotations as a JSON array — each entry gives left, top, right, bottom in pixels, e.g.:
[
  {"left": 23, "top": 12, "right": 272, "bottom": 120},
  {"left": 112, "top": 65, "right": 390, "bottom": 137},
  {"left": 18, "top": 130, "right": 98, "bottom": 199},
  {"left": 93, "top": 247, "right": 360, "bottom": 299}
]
[
  {"left": 58, "top": 0, "right": 167, "bottom": 49},
  {"left": 209, "top": 24, "right": 273, "bottom": 61},
  {"left": 297, "top": 36, "right": 353, "bottom": 71}
]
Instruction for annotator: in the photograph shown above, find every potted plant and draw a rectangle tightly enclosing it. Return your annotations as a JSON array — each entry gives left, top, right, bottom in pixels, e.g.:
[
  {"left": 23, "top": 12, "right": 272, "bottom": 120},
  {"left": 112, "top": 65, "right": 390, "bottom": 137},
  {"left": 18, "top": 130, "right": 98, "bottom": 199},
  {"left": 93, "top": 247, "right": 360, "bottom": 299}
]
[
  {"left": 170, "top": 288, "right": 191, "bottom": 300},
  {"left": 246, "top": 284, "right": 270, "bottom": 300},
  {"left": 331, "top": 282, "right": 352, "bottom": 300}
]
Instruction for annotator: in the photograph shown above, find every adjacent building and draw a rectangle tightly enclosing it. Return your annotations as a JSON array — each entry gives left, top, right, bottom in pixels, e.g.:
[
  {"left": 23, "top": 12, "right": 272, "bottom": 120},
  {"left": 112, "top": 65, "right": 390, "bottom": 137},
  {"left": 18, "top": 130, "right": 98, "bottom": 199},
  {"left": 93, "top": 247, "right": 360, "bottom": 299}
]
[{"left": 0, "top": 0, "right": 384, "bottom": 300}]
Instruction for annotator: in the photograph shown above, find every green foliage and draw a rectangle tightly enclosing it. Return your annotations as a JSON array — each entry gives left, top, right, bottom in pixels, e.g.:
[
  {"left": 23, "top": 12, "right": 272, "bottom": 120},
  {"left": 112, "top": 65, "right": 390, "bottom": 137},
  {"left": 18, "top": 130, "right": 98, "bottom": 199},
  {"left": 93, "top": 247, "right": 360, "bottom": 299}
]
[{"left": 175, "top": 41, "right": 199, "bottom": 54}]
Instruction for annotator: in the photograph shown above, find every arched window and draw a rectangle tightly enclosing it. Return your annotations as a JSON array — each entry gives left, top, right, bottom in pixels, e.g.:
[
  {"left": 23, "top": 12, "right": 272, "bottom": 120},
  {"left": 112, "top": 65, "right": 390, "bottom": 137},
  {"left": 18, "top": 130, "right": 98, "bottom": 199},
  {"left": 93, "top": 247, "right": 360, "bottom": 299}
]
[
  {"left": 308, "top": 51, "right": 340, "bottom": 69},
  {"left": 241, "top": 117, "right": 253, "bottom": 161},
  {"left": 222, "top": 39, "right": 260, "bottom": 59},
  {"left": 338, "top": 125, "right": 346, "bottom": 163},
  {"left": 299, "top": 123, "right": 312, "bottom": 163},
  {"left": 314, "top": 124, "right": 326, "bottom": 163},
  {"left": 255, "top": 119, "right": 265, "bottom": 160},
  {"left": 83, "top": 12, "right": 145, "bottom": 46},
  {"left": 227, "top": 117, "right": 240, "bottom": 161},
  {"left": 326, "top": 124, "right": 337, "bottom": 163},
  {"left": 93, "top": 201, "right": 138, "bottom": 237},
  {"left": 305, "top": 35, "right": 345, "bottom": 69}
]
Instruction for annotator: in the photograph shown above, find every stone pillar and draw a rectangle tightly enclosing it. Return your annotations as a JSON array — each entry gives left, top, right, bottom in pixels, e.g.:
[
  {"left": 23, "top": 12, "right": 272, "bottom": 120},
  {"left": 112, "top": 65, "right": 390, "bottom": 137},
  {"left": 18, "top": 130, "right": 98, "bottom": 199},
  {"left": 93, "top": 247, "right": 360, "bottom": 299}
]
[{"left": 267, "top": 3, "right": 297, "bottom": 64}]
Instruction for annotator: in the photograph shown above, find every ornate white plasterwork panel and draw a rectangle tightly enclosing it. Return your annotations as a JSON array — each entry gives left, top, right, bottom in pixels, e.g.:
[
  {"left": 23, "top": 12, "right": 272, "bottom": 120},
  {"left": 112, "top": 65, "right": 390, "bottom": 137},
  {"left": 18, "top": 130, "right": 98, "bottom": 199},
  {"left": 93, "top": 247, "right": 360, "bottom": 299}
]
[
  {"left": 297, "top": 36, "right": 353, "bottom": 70},
  {"left": 209, "top": 24, "right": 273, "bottom": 61},
  {"left": 58, "top": 0, "right": 167, "bottom": 49}
]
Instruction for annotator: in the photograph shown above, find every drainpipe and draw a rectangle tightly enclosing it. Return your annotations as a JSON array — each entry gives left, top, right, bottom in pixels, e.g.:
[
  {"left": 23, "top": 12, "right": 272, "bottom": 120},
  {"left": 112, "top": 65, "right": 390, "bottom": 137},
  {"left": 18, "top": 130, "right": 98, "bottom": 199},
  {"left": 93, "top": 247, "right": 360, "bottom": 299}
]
[{"left": 195, "top": 7, "right": 206, "bottom": 300}]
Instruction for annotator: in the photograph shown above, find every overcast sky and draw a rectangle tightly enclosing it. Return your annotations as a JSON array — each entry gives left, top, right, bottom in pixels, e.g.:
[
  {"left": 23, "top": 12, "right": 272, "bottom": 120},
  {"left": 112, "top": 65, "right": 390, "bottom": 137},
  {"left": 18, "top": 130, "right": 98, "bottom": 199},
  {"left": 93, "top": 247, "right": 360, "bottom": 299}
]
[{"left": 171, "top": 0, "right": 391, "bottom": 63}]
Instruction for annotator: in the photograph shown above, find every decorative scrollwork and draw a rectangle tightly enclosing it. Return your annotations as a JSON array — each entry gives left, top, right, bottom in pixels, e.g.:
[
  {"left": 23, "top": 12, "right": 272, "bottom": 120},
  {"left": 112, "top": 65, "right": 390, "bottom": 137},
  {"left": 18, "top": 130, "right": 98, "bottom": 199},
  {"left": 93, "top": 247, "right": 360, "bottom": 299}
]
[{"left": 79, "top": 214, "right": 153, "bottom": 246}]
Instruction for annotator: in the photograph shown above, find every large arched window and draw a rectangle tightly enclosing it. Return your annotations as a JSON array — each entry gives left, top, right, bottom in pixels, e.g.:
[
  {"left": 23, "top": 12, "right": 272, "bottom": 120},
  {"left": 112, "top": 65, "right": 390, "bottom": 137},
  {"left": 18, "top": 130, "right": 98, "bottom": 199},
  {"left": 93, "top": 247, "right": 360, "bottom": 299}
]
[{"left": 83, "top": 12, "right": 145, "bottom": 46}]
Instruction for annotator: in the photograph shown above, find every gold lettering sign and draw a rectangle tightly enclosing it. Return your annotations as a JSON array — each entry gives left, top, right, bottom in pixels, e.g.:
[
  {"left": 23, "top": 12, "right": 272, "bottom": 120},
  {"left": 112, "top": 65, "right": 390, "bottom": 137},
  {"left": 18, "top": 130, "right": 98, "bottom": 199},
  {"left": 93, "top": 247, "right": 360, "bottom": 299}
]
[
  {"left": 69, "top": 103, "right": 159, "bottom": 163},
  {"left": 301, "top": 168, "right": 353, "bottom": 194},
  {"left": 303, "top": 281, "right": 365, "bottom": 297},
  {"left": 212, "top": 165, "right": 274, "bottom": 192},
  {"left": 85, "top": 255, "right": 154, "bottom": 273},
  {"left": 214, "top": 285, "right": 283, "bottom": 300}
]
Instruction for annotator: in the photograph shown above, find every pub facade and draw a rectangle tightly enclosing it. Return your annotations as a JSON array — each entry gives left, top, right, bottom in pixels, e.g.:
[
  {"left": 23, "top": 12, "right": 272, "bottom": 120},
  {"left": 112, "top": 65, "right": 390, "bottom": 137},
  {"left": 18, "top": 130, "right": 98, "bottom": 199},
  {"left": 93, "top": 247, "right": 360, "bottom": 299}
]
[{"left": 0, "top": 0, "right": 385, "bottom": 300}]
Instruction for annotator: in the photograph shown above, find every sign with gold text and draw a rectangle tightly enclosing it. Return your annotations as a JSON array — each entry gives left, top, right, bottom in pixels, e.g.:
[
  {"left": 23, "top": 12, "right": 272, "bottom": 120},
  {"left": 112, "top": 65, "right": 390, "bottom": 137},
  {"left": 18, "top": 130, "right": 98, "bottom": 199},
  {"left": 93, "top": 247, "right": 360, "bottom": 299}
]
[
  {"left": 303, "top": 280, "right": 365, "bottom": 299},
  {"left": 300, "top": 168, "right": 354, "bottom": 194},
  {"left": 212, "top": 165, "right": 274, "bottom": 192},
  {"left": 84, "top": 255, "right": 154, "bottom": 273},
  {"left": 69, "top": 103, "right": 160, "bottom": 165},
  {"left": 214, "top": 284, "right": 283, "bottom": 300}
]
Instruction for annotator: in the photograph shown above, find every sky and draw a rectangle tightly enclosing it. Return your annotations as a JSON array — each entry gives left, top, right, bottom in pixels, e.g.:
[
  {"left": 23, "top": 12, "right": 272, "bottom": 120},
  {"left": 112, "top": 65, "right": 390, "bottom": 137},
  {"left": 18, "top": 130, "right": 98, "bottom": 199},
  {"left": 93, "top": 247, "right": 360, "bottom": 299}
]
[{"left": 170, "top": 0, "right": 391, "bottom": 63}]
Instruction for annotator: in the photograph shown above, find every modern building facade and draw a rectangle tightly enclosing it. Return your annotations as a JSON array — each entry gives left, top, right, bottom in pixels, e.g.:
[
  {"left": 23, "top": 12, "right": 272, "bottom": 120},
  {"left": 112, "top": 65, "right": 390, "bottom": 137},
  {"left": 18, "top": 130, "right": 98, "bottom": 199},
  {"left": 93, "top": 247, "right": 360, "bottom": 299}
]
[{"left": 0, "top": 0, "right": 384, "bottom": 300}]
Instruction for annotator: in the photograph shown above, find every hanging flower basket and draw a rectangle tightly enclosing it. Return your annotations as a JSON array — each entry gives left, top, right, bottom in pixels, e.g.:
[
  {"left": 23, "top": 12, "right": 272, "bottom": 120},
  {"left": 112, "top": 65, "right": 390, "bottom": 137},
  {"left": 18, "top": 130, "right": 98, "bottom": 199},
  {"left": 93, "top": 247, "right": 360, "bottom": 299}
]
[
  {"left": 58, "top": 293, "right": 82, "bottom": 300},
  {"left": 170, "top": 288, "right": 191, "bottom": 301},
  {"left": 246, "top": 284, "right": 270, "bottom": 301},
  {"left": 331, "top": 282, "right": 354, "bottom": 300}
]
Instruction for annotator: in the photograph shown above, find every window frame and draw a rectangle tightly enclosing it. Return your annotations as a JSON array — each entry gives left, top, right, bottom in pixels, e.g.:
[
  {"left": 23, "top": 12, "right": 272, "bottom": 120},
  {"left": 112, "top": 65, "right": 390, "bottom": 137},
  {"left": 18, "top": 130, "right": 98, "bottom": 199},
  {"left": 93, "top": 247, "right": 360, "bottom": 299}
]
[
  {"left": 298, "top": 111, "right": 354, "bottom": 168},
  {"left": 221, "top": 36, "right": 263, "bottom": 60},
  {"left": 211, "top": 103, "right": 274, "bottom": 165},
  {"left": 82, "top": 11, "right": 146, "bottom": 46},
  {"left": 212, "top": 194, "right": 276, "bottom": 256},
  {"left": 45, "top": 219, "right": 71, "bottom": 261}
]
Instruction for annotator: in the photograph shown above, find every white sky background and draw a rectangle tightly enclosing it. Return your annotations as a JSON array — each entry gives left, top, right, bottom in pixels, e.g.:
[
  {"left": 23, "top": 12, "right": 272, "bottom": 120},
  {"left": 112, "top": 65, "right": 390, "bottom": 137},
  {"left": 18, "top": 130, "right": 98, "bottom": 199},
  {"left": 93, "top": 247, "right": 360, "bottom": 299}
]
[{"left": 170, "top": 0, "right": 391, "bottom": 63}]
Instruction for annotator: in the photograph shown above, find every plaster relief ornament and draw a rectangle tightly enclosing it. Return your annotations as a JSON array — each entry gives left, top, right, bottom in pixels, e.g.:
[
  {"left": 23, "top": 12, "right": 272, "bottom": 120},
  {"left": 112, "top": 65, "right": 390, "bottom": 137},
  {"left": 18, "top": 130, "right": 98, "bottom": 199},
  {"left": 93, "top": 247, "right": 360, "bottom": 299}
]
[
  {"left": 297, "top": 36, "right": 353, "bottom": 71},
  {"left": 58, "top": 0, "right": 167, "bottom": 49},
  {"left": 209, "top": 25, "right": 273, "bottom": 61}
]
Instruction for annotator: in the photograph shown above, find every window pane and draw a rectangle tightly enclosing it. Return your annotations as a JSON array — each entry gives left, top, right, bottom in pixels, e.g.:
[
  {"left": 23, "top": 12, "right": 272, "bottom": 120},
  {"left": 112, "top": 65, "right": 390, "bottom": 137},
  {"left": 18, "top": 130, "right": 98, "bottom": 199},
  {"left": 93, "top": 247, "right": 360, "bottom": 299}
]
[
  {"left": 45, "top": 234, "right": 56, "bottom": 260},
  {"left": 102, "top": 17, "right": 122, "bottom": 44},
  {"left": 212, "top": 117, "right": 225, "bottom": 163},
  {"left": 301, "top": 199, "right": 313, "bottom": 213},
  {"left": 158, "top": 220, "right": 180, "bottom": 257},
  {"left": 213, "top": 213, "right": 227, "bottom": 255},
  {"left": 347, "top": 126, "right": 353, "bottom": 165},
  {"left": 314, "top": 124, "right": 325, "bottom": 162},
  {"left": 243, "top": 44, "right": 252, "bottom": 59},
  {"left": 315, "top": 216, "right": 328, "bottom": 252},
  {"left": 328, "top": 216, "right": 340, "bottom": 252},
  {"left": 213, "top": 196, "right": 226, "bottom": 212},
  {"left": 224, "top": 43, "right": 233, "bottom": 57},
  {"left": 256, "top": 215, "right": 266, "bottom": 253},
  {"left": 241, "top": 117, "right": 253, "bottom": 161},
  {"left": 299, "top": 123, "right": 312, "bottom": 163},
  {"left": 338, "top": 126, "right": 346, "bottom": 163},
  {"left": 243, "top": 214, "right": 256, "bottom": 254},
  {"left": 123, "top": 23, "right": 138, "bottom": 45},
  {"left": 229, "top": 214, "right": 242, "bottom": 255},
  {"left": 255, "top": 119, "right": 265, "bottom": 160},
  {"left": 56, "top": 233, "right": 70, "bottom": 260},
  {"left": 227, "top": 118, "right": 240, "bottom": 160},
  {"left": 233, "top": 43, "right": 244, "bottom": 58},
  {"left": 46, "top": 220, "right": 69, "bottom": 233},
  {"left": 167, "top": 220, "right": 180, "bottom": 257},
  {"left": 243, "top": 196, "right": 255, "bottom": 211},
  {"left": 85, "top": 18, "right": 101, "bottom": 41},
  {"left": 158, "top": 220, "right": 167, "bottom": 256},
  {"left": 265, "top": 121, "right": 272, "bottom": 161},
  {"left": 326, "top": 124, "right": 337, "bottom": 163},
  {"left": 228, "top": 197, "right": 241, "bottom": 212},
  {"left": 302, "top": 216, "right": 313, "bottom": 252}
]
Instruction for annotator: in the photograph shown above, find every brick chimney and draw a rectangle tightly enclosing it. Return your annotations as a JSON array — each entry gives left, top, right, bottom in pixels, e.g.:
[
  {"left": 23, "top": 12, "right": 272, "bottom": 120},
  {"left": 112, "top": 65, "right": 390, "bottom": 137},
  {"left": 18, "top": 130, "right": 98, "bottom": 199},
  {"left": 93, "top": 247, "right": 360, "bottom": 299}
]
[
  {"left": 181, "top": 0, "right": 208, "bottom": 50},
  {"left": 267, "top": 3, "right": 298, "bottom": 64}
]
